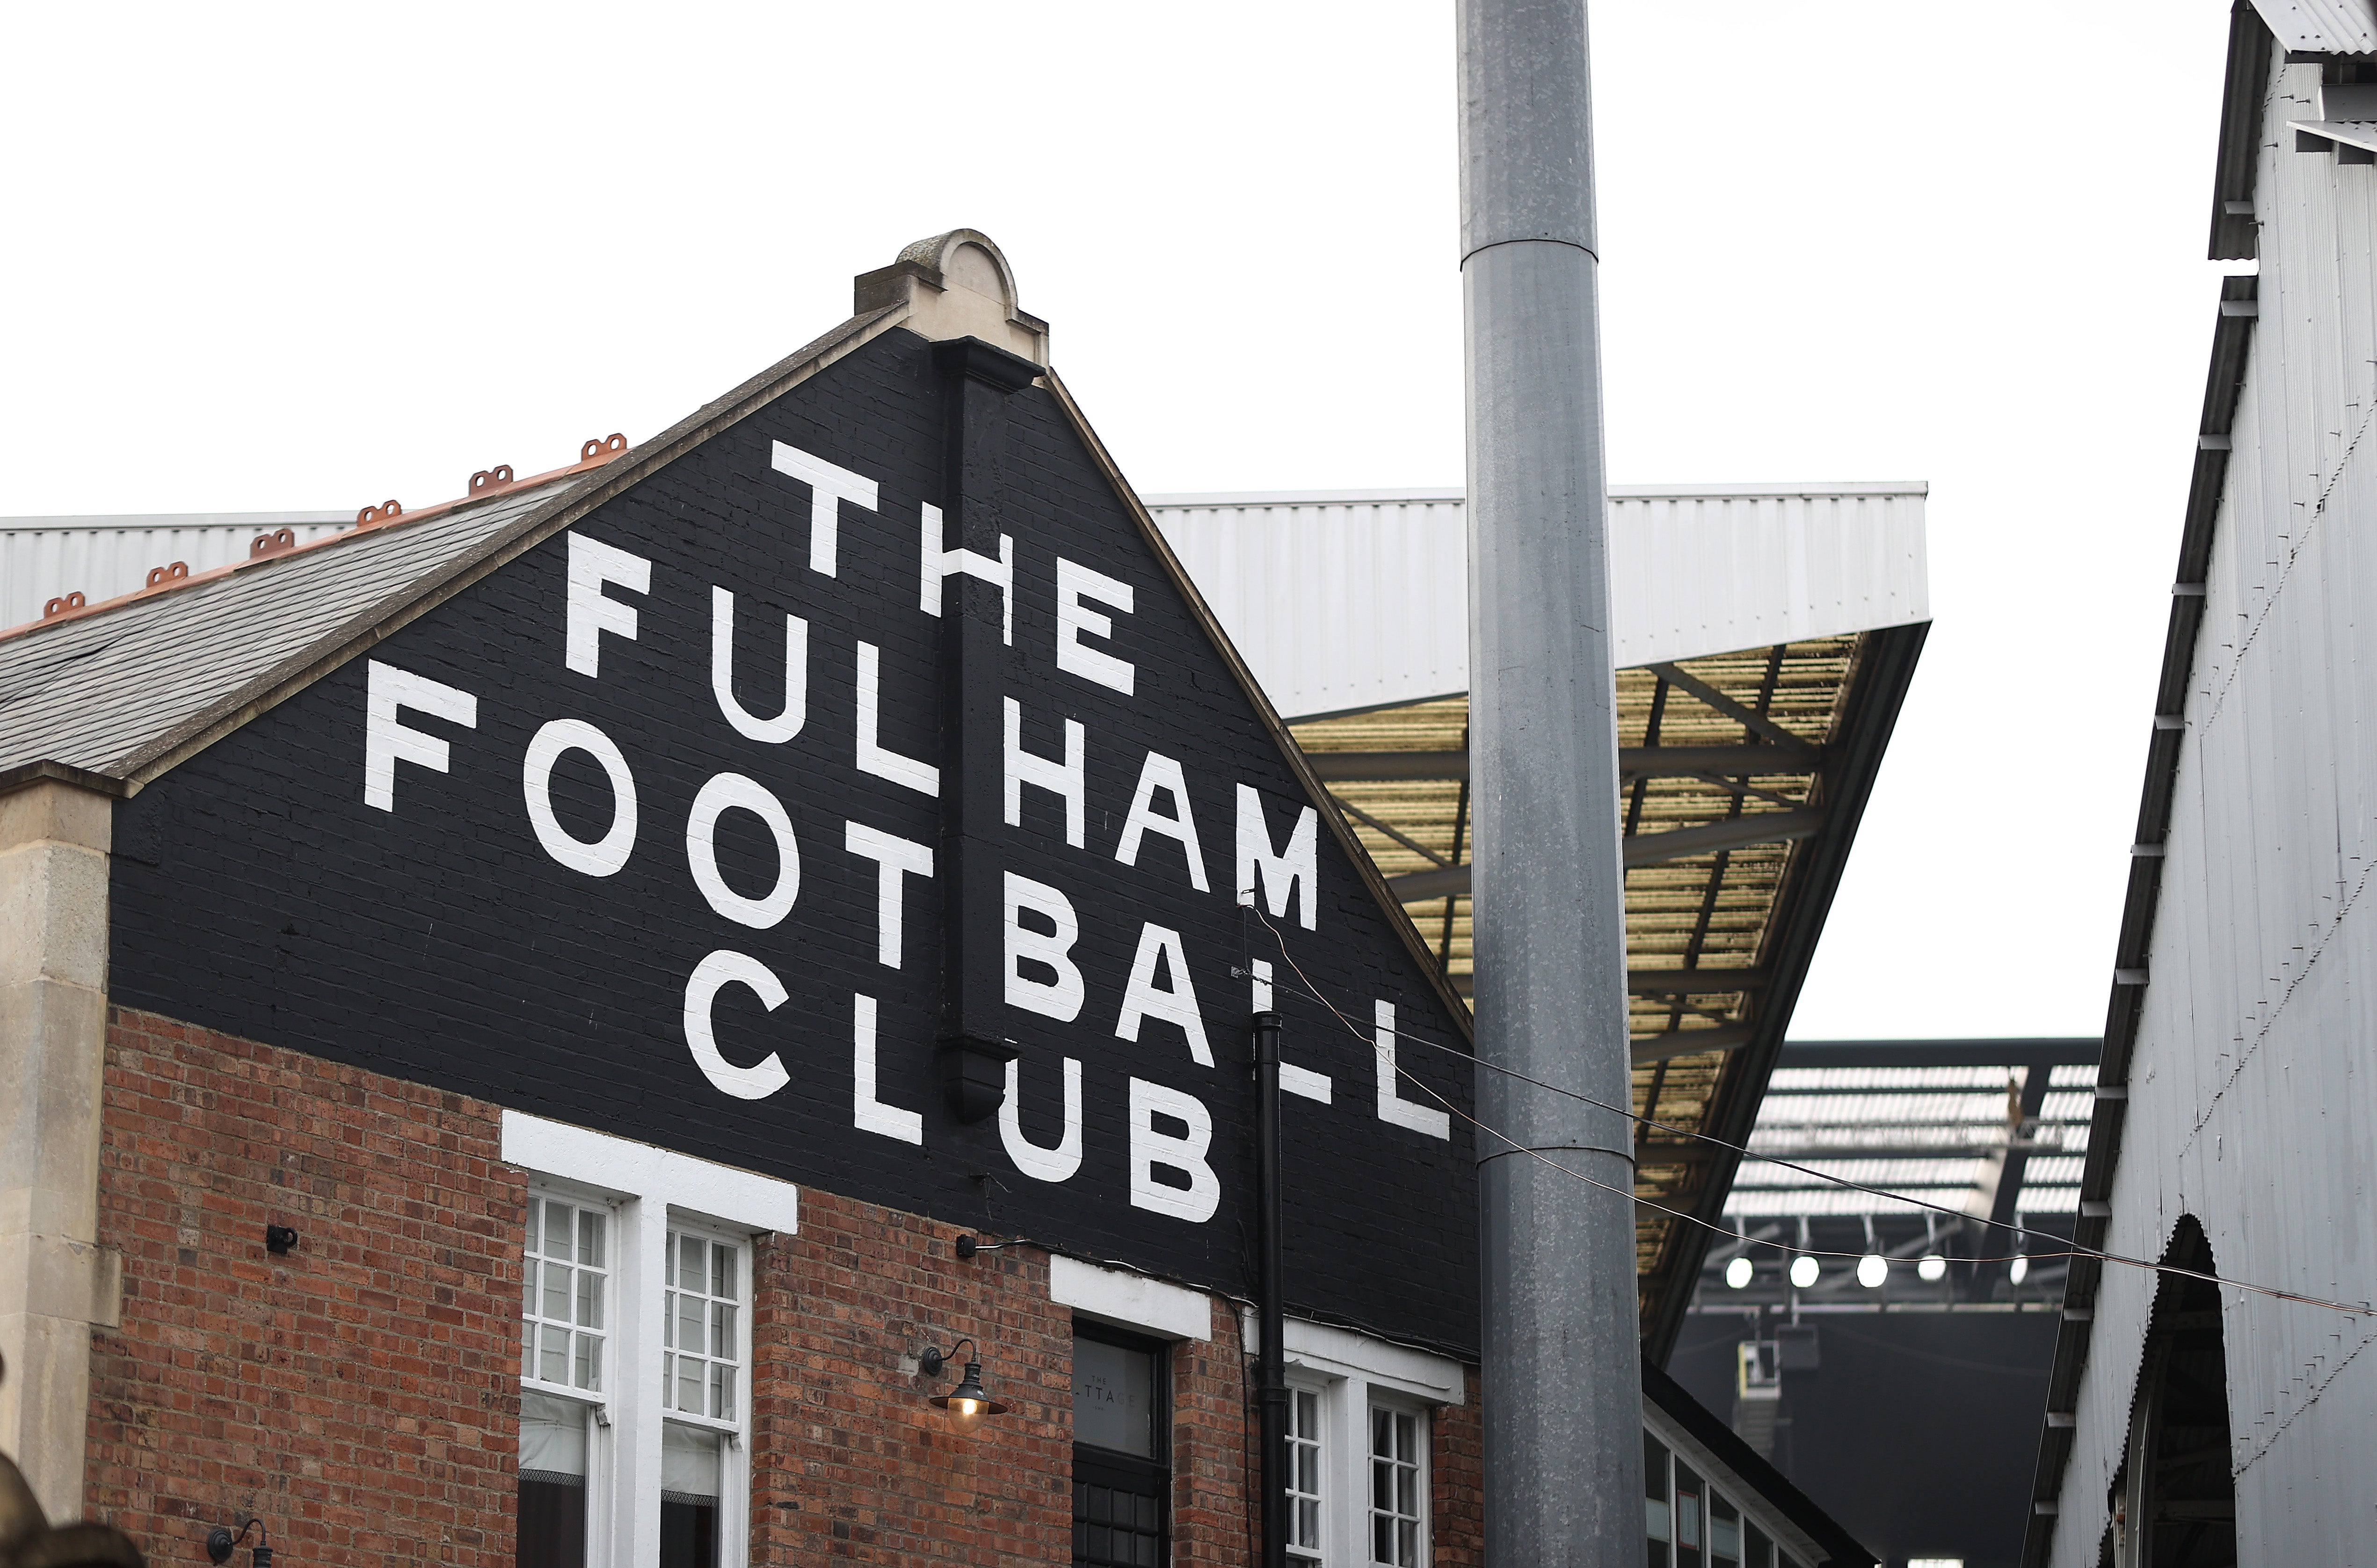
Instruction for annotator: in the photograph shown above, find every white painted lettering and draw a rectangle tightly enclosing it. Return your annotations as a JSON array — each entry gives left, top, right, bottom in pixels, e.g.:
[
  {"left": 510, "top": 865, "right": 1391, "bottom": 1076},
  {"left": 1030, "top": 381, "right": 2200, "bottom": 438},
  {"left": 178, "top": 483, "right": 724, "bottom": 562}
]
[
  {"left": 1115, "top": 923, "right": 1213, "bottom": 1067},
  {"left": 1251, "top": 961, "right": 1333, "bottom": 1103},
  {"left": 364, "top": 661, "right": 478, "bottom": 812},
  {"left": 1373, "top": 1001, "right": 1449, "bottom": 1139},
  {"left": 855, "top": 641, "right": 939, "bottom": 796},
  {"left": 918, "top": 502, "right": 1015, "bottom": 644},
  {"left": 1055, "top": 558, "right": 1135, "bottom": 694},
  {"left": 843, "top": 821, "right": 933, "bottom": 968},
  {"left": 1127, "top": 1078, "right": 1220, "bottom": 1223},
  {"left": 709, "top": 586, "right": 807, "bottom": 744},
  {"left": 685, "top": 773, "right": 800, "bottom": 929},
  {"left": 522, "top": 718, "right": 638, "bottom": 875},
  {"left": 1236, "top": 784, "right": 1317, "bottom": 930},
  {"left": 565, "top": 532, "right": 649, "bottom": 677},
  {"left": 1000, "top": 1056, "right": 1084, "bottom": 1183},
  {"left": 682, "top": 950, "right": 791, "bottom": 1101},
  {"left": 1004, "top": 697, "right": 1085, "bottom": 848},
  {"left": 770, "top": 441, "right": 877, "bottom": 578},
  {"left": 852, "top": 993, "right": 923, "bottom": 1144},
  {"left": 1003, "top": 871, "right": 1086, "bottom": 1022},
  {"left": 1115, "top": 752, "right": 1210, "bottom": 891}
]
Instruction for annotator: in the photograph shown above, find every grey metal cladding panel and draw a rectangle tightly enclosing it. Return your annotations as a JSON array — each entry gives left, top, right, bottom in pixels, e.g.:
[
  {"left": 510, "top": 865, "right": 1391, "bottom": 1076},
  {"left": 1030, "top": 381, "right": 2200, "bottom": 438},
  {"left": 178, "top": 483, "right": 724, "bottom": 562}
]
[{"left": 0, "top": 485, "right": 558, "bottom": 774}]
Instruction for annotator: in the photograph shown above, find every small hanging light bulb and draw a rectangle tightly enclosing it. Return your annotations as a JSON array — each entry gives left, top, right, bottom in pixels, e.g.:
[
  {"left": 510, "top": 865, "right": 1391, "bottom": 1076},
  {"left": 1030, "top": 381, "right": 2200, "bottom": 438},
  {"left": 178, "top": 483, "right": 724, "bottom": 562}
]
[
  {"left": 1856, "top": 1254, "right": 1888, "bottom": 1289},
  {"left": 1725, "top": 1255, "right": 1753, "bottom": 1289},
  {"left": 1917, "top": 1254, "right": 1948, "bottom": 1283},
  {"left": 1788, "top": 1255, "right": 1820, "bottom": 1289}
]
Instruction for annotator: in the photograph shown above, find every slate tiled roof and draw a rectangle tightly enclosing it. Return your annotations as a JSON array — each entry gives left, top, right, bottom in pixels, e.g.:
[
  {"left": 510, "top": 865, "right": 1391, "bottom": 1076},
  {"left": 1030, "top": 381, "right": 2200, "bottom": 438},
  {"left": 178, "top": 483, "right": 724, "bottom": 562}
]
[{"left": 0, "top": 479, "right": 566, "bottom": 779}]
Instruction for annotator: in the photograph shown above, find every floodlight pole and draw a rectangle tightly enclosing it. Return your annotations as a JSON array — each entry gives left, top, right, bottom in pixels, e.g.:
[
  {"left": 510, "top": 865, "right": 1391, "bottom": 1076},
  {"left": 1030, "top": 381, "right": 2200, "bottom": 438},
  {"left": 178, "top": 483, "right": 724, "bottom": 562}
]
[{"left": 1459, "top": 1, "right": 1644, "bottom": 1565}]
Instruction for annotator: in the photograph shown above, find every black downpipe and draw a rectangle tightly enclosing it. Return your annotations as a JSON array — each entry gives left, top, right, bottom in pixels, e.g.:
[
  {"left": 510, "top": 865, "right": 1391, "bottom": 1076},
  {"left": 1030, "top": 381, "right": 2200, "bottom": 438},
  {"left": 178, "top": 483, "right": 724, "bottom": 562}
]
[{"left": 1252, "top": 1010, "right": 1288, "bottom": 1568}]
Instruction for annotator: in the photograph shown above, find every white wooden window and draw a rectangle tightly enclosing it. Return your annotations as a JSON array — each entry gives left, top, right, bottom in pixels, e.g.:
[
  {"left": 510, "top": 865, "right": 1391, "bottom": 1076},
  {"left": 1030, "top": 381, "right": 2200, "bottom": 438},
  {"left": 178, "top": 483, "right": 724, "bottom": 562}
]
[
  {"left": 1286, "top": 1384, "right": 1324, "bottom": 1563},
  {"left": 1367, "top": 1405, "right": 1425, "bottom": 1568},
  {"left": 521, "top": 1187, "right": 616, "bottom": 1568},
  {"left": 663, "top": 1230, "right": 743, "bottom": 1421},
  {"left": 504, "top": 1113, "right": 798, "bottom": 1568},
  {"left": 526, "top": 1196, "right": 611, "bottom": 1392},
  {"left": 660, "top": 1227, "right": 749, "bottom": 1568}
]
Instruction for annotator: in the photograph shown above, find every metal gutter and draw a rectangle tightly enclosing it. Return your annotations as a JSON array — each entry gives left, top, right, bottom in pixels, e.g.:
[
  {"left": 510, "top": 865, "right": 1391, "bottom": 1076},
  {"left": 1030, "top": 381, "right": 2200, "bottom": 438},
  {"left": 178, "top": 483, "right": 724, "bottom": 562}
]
[
  {"left": 2211, "top": 1, "right": 2276, "bottom": 261},
  {"left": 2016, "top": 273, "right": 2261, "bottom": 1568}
]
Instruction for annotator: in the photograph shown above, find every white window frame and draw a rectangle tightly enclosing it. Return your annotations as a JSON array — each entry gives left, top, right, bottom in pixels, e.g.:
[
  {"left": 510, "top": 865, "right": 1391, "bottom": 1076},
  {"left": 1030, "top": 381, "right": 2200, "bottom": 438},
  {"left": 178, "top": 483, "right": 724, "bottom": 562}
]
[
  {"left": 521, "top": 1178, "right": 622, "bottom": 1568},
  {"left": 659, "top": 1216, "right": 753, "bottom": 1564},
  {"left": 1284, "top": 1373, "right": 1330, "bottom": 1566},
  {"left": 1242, "top": 1311, "right": 1460, "bottom": 1568},
  {"left": 505, "top": 1111, "right": 800, "bottom": 1568},
  {"left": 1363, "top": 1393, "right": 1429, "bottom": 1568},
  {"left": 1641, "top": 1406, "right": 1827, "bottom": 1568}
]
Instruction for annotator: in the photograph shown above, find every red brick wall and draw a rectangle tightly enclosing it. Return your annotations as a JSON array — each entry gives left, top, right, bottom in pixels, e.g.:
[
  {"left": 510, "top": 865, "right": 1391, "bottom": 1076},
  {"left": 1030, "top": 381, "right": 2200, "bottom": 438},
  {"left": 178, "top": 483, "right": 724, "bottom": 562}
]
[
  {"left": 87, "top": 1007, "right": 525, "bottom": 1568},
  {"left": 754, "top": 1189, "right": 1073, "bottom": 1567},
  {"left": 1172, "top": 1299, "right": 1258, "bottom": 1566},
  {"left": 1432, "top": 1383, "right": 1483, "bottom": 1568},
  {"left": 83, "top": 1007, "right": 1482, "bottom": 1568}
]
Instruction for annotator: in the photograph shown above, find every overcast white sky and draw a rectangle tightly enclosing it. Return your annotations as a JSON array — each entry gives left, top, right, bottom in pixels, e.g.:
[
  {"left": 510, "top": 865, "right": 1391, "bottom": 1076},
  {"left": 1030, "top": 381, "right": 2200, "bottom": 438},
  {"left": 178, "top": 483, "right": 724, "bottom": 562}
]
[{"left": 0, "top": 3, "right": 2242, "bottom": 1038}]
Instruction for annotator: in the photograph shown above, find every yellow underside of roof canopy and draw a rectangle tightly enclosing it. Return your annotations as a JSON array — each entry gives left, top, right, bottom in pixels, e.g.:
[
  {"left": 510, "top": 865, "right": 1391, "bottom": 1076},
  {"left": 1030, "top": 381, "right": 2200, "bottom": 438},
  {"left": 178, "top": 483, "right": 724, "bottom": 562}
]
[{"left": 1289, "top": 633, "right": 1863, "bottom": 1316}]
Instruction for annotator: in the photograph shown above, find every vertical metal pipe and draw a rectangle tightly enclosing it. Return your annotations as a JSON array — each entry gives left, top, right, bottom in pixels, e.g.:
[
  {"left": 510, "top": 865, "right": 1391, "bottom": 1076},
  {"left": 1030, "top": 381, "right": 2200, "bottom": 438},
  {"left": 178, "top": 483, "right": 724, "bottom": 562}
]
[
  {"left": 1251, "top": 1009, "right": 1289, "bottom": 1568},
  {"left": 1458, "top": 2, "right": 1644, "bottom": 1566}
]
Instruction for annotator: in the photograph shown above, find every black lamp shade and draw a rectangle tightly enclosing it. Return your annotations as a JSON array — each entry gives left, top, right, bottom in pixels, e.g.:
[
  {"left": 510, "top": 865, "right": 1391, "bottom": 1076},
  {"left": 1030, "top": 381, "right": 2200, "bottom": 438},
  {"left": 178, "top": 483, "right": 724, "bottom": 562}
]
[{"left": 927, "top": 1360, "right": 1010, "bottom": 1433}]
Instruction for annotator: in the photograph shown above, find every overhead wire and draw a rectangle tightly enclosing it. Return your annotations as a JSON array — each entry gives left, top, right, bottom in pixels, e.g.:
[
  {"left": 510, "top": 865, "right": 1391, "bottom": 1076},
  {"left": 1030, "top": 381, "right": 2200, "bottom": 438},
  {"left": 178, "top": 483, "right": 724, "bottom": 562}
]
[{"left": 1243, "top": 904, "right": 2375, "bottom": 1318}]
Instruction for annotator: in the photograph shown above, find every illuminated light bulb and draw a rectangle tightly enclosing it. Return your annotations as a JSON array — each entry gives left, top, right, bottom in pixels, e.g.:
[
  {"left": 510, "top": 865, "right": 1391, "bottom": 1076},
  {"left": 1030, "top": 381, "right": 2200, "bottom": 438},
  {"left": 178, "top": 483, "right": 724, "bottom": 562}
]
[
  {"left": 1788, "top": 1255, "right": 1820, "bottom": 1289},
  {"left": 1725, "top": 1256, "right": 1753, "bottom": 1289},
  {"left": 1856, "top": 1254, "right": 1888, "bottom": 1289},
  {"left": 926, "top": 1356, "right": 1010, "bottom": 1435},
  {"left": 1917, "top": 1253, "right": 1948, "bottom": 1283},
  {"left": 2009, "top": 1255, "right": 2030, "bottom": 1285}
]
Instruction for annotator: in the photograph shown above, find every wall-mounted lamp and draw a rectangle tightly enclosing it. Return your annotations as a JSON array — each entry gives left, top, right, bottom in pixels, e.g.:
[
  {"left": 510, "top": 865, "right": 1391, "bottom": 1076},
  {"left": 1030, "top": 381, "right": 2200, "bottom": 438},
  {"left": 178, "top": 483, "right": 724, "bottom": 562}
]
[
  {"left": 918, "top": 1338, "right": 1010, "bottom": 1434},
  {"left": 205, "top": 1516, "right": 272, "bottom": 1568},
  {"left": 263, "top": 1226, "right": 298, "bottom": 1257}
]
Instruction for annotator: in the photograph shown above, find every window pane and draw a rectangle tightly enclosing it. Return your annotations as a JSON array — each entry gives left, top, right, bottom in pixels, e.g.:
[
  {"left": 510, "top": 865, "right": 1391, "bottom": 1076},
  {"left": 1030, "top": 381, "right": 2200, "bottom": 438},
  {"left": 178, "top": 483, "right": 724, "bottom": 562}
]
[
  {"left": 713, "top": 1303, "right": 737, "bottom": 1362},
  {"left": 518, "top": 1389, "right": 589, "bottom": 1568},
  {"left": 679, "top": 1292, "right": 705, "bottom": 1356},
  {"left": 545, "top": 1202, "right": 572, "bottom": 1261},
  {"left": 1645, "top": 1434, "right": 1671, "bottom": 1501},
  {"left": 539, "top": 1323, "right": 568, "bottom": 1384},
  {"left": 577, "top": 1210, "right": 603, "bottom": 1269},
  {"left": 681, "top": 1234, "right": 705, "bottom": 1292},
  {"left": 678, "top": 1356, "right": 703, "bottom": 1414},
  {"left": 523, "top": 1260, "right": 539, "bottom": 1317},
  {"left": 543, "top": 1266, "right": 571, "bottom": 1324},
  {"left": 1074, "top": 1337, "right": 1156, "bottom": 1457},
  {"left": 577, "top": 1270, "right": 602, "bottom": 1330},
  {"left": 573, "top": 1331, "right": 596, "bottom": 1392},
  {"left": 714, "top": 1245, "right": 735, "bottom": 1300}
]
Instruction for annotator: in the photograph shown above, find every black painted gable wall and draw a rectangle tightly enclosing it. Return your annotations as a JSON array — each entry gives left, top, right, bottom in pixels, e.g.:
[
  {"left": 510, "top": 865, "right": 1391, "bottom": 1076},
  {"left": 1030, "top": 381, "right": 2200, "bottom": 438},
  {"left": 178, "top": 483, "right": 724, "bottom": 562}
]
[{"left": 110, "top": 329, "right": 1480, "bottom": 1354}]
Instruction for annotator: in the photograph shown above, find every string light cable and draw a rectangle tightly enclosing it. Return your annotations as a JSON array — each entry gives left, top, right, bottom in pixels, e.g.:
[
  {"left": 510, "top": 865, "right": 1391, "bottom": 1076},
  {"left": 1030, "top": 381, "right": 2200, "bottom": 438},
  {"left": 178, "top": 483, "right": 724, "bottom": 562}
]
[{"left": 1241, "top": 905, "right": 2373, "bottom": 1318}]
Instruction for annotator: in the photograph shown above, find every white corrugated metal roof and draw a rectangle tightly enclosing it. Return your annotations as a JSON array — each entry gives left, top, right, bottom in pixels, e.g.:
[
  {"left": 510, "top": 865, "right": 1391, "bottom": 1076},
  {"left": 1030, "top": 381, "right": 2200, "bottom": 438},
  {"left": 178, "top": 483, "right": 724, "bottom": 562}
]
[
  {"left": 0, "top": 511, "right": 349, "bottom": 631},
  {"left": 2251, "top": 0, "right": 2377, "bottom": 52},
  {"left": 1148, "top": 483, "right": 1930, "bottom": 719}
]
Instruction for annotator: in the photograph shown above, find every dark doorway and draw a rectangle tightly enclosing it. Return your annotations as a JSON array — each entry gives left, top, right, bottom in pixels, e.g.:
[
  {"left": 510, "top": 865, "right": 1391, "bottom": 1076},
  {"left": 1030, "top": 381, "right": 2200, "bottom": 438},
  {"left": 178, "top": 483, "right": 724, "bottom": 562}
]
[
  {"left": 2110, "top": 1217, "right": 2235, "bottom": 1568},
  {"left": 1073, "top": 1320, "right": 1171, "bottom": 1568}
]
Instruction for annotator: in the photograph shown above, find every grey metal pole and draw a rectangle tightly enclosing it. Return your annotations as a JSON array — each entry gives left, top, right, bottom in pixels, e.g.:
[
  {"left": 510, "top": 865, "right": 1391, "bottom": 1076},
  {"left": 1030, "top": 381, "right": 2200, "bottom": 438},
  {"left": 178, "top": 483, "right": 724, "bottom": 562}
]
[{"left": 1458, "top": 1, "right": 1644, "bottom": 1566}]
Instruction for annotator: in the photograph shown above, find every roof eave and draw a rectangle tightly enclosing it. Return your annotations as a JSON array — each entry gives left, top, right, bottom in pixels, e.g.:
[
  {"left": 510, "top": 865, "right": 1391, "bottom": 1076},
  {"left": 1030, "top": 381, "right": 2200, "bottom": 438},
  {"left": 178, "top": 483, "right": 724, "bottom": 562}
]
[
  {"left": 1635, "top": 617, "right": 1931, "bottom": 1359},
  {"left": 2211, "top": 2, "right": 2277, "bottom": 261}
]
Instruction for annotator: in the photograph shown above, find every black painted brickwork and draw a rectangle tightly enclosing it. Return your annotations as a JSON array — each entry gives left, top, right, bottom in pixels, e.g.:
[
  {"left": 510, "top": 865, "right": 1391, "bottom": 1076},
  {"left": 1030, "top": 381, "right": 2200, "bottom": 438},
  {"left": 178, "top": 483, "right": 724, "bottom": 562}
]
[{"left": 111, "top": 328, "right": 1479, "bottom": 1354}]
